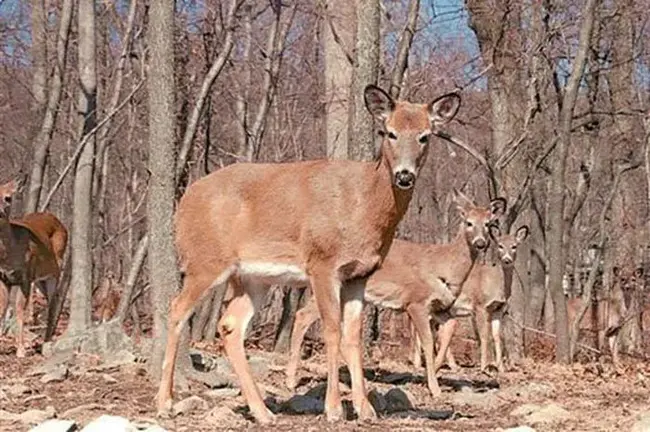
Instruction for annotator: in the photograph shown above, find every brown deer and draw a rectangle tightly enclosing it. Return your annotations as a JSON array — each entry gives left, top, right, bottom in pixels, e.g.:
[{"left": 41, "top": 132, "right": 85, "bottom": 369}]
[
  {"left": 566, "top": 265, "right": 642, "bottom": 368},
  {"left": 285, "top": 190, "right": 506, "bottom": 397},
  {"left": 155, "top": 85, "right": 462, "bottom": 424},
  {"left": 428, "top": 224, "right": 529, "bottom": 373},
  {"left": 0, "top": 180, "right": 66, "bottom": 357}
]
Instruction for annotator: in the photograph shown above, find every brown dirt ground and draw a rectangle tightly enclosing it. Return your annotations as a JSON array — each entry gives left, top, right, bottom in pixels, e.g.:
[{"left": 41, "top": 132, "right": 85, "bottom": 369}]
[{"left": 1, "top": 328, "right": 649, "bottom": 432}]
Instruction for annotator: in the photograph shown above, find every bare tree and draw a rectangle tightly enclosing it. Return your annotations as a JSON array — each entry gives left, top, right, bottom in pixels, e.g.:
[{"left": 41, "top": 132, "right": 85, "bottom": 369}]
[
  {"left": 546, "top": 0, "right": 598, "bottom": 363},
  {"left": 65, "top": 0, "right": 98, "bottom": 335},
  {"left": 30, "top": 0, "right": 47, "bottom": 113},
  {"left": 147, "top": 0, "right": 180, "bottom": 379},
  {"left": 25, "top": 0, "right": 73, "bottom": 213}
]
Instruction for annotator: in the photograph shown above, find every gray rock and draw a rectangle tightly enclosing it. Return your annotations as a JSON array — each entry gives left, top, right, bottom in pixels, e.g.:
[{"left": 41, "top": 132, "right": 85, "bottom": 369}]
[
  {"left": 20, "top": 406, "right": 56, "bottom": 426},
  {"left": 367, "top": 389, "right": 387, "bottom": 414},
  {"left": 282, "top": 394, "right": 324, "bottom": 415},
  {"left": 632, "top": 411, "right": 650, "bottom": 432},
  {"left": 28, "top": 419, "right": 77, "bottom": 432},
  {"left": 304, "top": 383, "right": 327, "bottom": 400},
  {"left": 511, "top": 403, "right": 569, "bottom": 425},
  {"left": 80, "top": 415, "right": 135, "bottom": 432},
  {"left": 40, "top": 365, "right": 69, "bottom": 384},
  {"left": 172, "top": 395, "right": 210, "bottom": 415},
  {"left": 384, "top": 388, "right": 414, "bottom": 413},
  {"left": 452, "top": 388, "right": 503, "bottom": 409}
]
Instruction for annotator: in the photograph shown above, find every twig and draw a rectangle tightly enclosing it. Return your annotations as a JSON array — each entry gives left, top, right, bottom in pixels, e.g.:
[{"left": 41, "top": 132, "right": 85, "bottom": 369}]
[{"left": 433, "top": 130, "right": 488, "bottom": 168}]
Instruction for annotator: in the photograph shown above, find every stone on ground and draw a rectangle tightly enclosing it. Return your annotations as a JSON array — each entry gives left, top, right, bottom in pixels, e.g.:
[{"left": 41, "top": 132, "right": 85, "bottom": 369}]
[{"left": 29, "top": 419, "right": 77, "bottom": 432}]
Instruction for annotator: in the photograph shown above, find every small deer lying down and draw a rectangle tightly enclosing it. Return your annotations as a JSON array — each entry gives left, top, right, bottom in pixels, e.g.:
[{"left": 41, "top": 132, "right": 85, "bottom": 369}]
[
  {"left": 423, "top": 224, "right": 529, "bottom": 373},
  {"left": 156, "top": 85, "right": 462, "bottom": 424},
  {"left": 0, "top": 180, "right": 66, "bottom": 357},
  {"left": 285, "top": 190, "right": 507, "bottom": 397},
  {"left": 566, "top": 265, "right": 642, "bottom": 368}
]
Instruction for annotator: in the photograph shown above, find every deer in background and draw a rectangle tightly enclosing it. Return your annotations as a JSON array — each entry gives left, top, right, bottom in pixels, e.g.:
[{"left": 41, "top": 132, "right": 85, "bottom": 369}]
[
  {"left": 285, "top": 190, "right": 506, "bottom": 397},
  {"left": 426, "top": 224, "right": 529, "bottom": 373},
  {"left": 566, "top": 265, "right": 643, "bottom": 368},
  {"left": 0, "top": 179, "right": 67, "bottom": 357},
  {"left": 155, "top": 85, "right": 462, "bottom": 424}
]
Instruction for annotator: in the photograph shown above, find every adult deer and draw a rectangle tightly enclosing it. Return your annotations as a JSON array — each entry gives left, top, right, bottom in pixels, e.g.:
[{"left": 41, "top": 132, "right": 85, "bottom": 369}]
[
  {"left": 155, "top": 85, "right": 462, "bottom": 424},
  {"left": 285, "top": 190, "right": 506, "bottom": 397},
  {"left": 566, "top": 265, "right": 642, "bottom": 368},
  {"left": 428, "top": 224, "right": 529, "bottom": 373},
  {"left": 0, "top": 180, "right": 66, "bottom": 357}
]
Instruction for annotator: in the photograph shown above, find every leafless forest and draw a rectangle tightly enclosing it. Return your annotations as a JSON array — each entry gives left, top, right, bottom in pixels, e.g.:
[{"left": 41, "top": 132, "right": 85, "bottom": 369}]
[{"left": 1, "top": 0, "right": 650, "bottom": 430}]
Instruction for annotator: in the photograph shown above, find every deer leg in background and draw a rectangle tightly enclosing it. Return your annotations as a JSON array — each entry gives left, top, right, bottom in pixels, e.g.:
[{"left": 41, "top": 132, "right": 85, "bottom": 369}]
[
  {"left": 407, "top": 303, "right": 441, "bottom": 397},
  {"left": 286, "top": 295, "right": 320, "bottom": 390},
  {"left": 15, "top": 280, "right": 31, "bottom": 358}
]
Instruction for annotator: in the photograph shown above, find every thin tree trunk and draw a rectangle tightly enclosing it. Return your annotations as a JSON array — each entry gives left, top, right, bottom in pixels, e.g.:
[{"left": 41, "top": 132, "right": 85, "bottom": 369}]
[
  {"left": 66, "top": 0, "right": 97, "bottom": 335},
  {"left": 25, "top": 0, "right": 74, "bottom": 213},
  {"left": 147, "top": 0, "right": 179, "bottom": 380},
  {"left": 546, "top": 0, "right": 598, "bottom": 363},
  {"left": 389, "top": 0, "right": 419, "bottom": 99},
  {"left": 30, "top": 0, "right": 48, "bottom": 112}
]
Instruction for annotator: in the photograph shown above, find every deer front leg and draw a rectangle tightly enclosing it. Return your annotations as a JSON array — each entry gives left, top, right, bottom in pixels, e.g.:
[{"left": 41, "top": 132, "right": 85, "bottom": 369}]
[
  {"left": 310, "top": 268, "right": 344, "bottom": 422},
  {"left": 286, "top": 295, "right": 320, "bottom": 390},
  {"left": 475, "top": 308, "right": 490, "bottom": 372},
  {"left": 340, "top": 279, "right": 375, "bottom": 420},
  {"left": 15, "top": 280, "right": 31, "bottom": 358},
  {"left": 410, "top": 318, "right": 423, "bottom": 368},
  {"left": 491, "top": 315, "right": 504, "bottom": 372},
  {"left": 433, "top": 318, "right": 459, "bottom": 373},
  {"left": 407, "top": 304, "right": 441, "bottom": 397},
  {"left": 24, "top": 283, "right": 35, "bottom": 325}
]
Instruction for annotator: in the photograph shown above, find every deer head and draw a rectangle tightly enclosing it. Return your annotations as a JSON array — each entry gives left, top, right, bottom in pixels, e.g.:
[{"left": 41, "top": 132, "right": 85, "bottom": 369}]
[
  {"left": 364, "top": 85, "right": 461, "bottom": 190},
  {"left": 453, "top": 189, "right": 507, "bottom": 252},
  {"left": 489, "top": 224, "right": 529, "bottom": 266},
  {"left": 0, "top": 179, "right": 19, "bottom": 220}
]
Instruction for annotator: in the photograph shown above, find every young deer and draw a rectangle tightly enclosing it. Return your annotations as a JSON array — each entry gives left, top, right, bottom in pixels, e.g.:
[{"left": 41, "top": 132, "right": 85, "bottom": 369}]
[
  {"left": 0, "top": 180, "right": 65, "bottom": 357},
  {"left": 431, "top": 224, "right": 529, "bottom": 373},
  {"left": 566, "top": 265, "right": 642, "bottom": 368},
  {"left": 285, "top": 190, "right": 507, "bottom": 397},
  {"left": 156, "top": 85, "right": 462, "bottom": 424}
]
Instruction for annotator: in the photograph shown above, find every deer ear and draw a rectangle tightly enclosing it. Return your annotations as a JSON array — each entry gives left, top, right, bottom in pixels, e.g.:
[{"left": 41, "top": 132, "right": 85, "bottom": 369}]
[
  {"left": 489, "top": 224, "right": 501, "bottom": 241},
  {"left": 635, "top": 267, "right": 644, "bottom": 278},
  {"left": 429, "top": 92, "right": 461, "bottom": 126},
  {"left": 1, "top": 179, "right": 18, "bottom": 195},
  {"left": 515, "top": 225, "right": 529, "bottom": 243},
  {"left": 613, "top": 266, "right": 621, "bottom": 278},
  {"left": 490, "top": 197, "right": 507, "bottom": 218},
  {"left": 364, "top": 85, "right": 395, "bottom": 121}
]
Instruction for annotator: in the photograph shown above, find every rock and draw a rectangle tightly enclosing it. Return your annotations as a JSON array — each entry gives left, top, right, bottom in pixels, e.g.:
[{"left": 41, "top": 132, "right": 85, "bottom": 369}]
[
  {"left": 511, "top": 403, "right": 569, "bottom": 425},
  {"left": 0, "top": 409, "right": 20, "bottom": 421},
  {"left": 304, "top": 383, "right": 327, "bottom": 400},
  {"left": 40, "top": 365, "right": 69, "bottom": 384},
  {"left": 102, "top": 374, "right": 118, "bottom": 384},
  {"left": 384, "top": 388, "right": 414, "bottom": 413},
  {"left": 452, "top": 388, "right": 503, "bottom": 409},
  {"left": 368, "top": 389, "right": 387, "bottom": 414},
  {"left": 632, "top": 411, "right": 650, "bottom": 432},
  {"left": 204, "top": 406, "right": 244, "bottom": 427},
  {"left": 172, "top": 395, "right": 209, "bottom": 415},
  {"left": 5, "top": 383, "right": 32, "bottom": 396},
  {"left": 249, "top": 355, "right": 270, "bottom": 378},
  {"left": 29, "top": 419, "right": 78, "bottom": 432},
  {"left": 20, "top": 406, "right": 56, "bottom": 425},
  {"left": 282, "top": 394, "right": 324, "bottom": 415},
  {"left": 41, "top": 341, "right": 54, "bottom": 358},
  {"left": 80, "top": 415, "right": 135, "bottom": 432},
  {"left": 501, "top": 427, "right": 536, "bottom": 432},
  {"left": 141, "top": 426, "right": 168, "bottom": 432},
  {"left": 61, "top": 403, "right": 106, "bottom": 418},
  {"left": 204, "top": 387, "right": 240, "bottom": 399}
]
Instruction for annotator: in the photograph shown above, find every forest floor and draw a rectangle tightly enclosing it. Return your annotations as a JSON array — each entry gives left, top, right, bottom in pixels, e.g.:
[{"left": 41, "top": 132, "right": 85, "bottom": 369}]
[{"left": 1, "top": 330, "right": 649, "bottom": 432}]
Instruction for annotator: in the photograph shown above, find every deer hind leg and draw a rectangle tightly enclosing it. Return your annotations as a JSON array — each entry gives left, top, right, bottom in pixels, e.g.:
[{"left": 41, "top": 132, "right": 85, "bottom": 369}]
[
  {"left": 408, "top": 304, "right": 441, "bottom": 397},
  {"left": 219, "top": 277, "right": 275, "bottom": 424},
  {"left": 434, "top": 318, "right": 459, "bottom": 373},
  {"left": 34, "top": 278, "right": 59, "bottom": 341},
  {"left": 286, "top": 293, "right": 320, "bottom": 390},
  {"left": 474, "top": 308, "right": 490, "bottom": 372},
  {"left": 24, "top": 283, "right": 35, "bottom": 325},
  {"left": 410, "top": 318, "right": 423, "bottom": 368},
  {"left": 156, "top": 266, "right": 233, "bottom": 416},
  {"left": 310, "top": 267, "right": 344, "bottom": 422},
  {"left": 340, "top": 279, "right": 375, "bottom": 420}
]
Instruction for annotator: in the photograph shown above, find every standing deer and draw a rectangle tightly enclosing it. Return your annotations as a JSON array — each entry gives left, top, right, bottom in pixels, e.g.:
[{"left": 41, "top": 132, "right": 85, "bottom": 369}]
[
  {"left": 155, "top": 85, "right": 462, "bottom": 424},
  {"left": 428, "top": 224, "right": 529, "bottom": 373},
  {"left": 285, "top": 190, "right": 506, "bottom": 397},
  {"left": 566, "top": 265, "right": 643, "bottom": 368},
  {"left": 0, "top": 180, "right": 66, "bottom": 357}
]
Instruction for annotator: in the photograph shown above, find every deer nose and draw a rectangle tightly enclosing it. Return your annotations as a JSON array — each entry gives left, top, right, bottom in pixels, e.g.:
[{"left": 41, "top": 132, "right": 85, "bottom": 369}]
[
  {"left": 394, "top": 170, "right": 415, "bottom": 190},
  {"left": 502, "top": 256, "right": 513, "bottom": 265},
  {"left": 474, "top": 238, "right": 487, "bottom": 250}
]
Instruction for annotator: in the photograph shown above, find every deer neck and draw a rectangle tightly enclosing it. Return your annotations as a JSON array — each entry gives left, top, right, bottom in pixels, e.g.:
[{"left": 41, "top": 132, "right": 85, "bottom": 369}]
[{"left": 501, "top": 264, "right": 515, "bottom": 299}]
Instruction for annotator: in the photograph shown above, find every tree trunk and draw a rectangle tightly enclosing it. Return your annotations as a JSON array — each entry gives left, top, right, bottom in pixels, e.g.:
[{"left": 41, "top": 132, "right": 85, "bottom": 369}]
[
  {"left": 274, "top": 288, "right": 304, "bottom": 352},
  {"left": 147, "top": 0, "right": 180, "bottom": 380},
  {"left": 66, "top": 0, "right": 97, "bottom": 335},
  {"left": 25, "top": 0, "right": 73, "bottom": 213},
  {"left": 324, "top": 0, "right": 355, "bottom": 159},
  {"left": 389, "top": 0, "right": 419, "bottom": 99},
  {"left": 30, "top": 0, "right": 48, "bottom": 113},
  {"left": 546, "top": 0, "right": 598, "bottom": 363},
  {"left": 349, "top": 0, "right": 380, "bottom": 161}
]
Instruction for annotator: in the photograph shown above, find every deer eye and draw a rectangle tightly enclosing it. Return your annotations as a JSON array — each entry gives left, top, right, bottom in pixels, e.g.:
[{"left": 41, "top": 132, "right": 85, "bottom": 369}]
[
  {"left": 498, "top": 244, "right": 504, "bottom": 250},
  {"left": 388, "top": 131, "right": 398, "bottom": 140},
  {"left": 3, "top": 196, "right": 11, "bottom": 203},
  {"left": 511, "top": 246, "right": 517, "bottom": 251},
  {"left": 465, "top": 221, "right": 473, "bottom": 227},
  {"left": 418, "top": 134, "right": 430, "bottom": 144}
]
